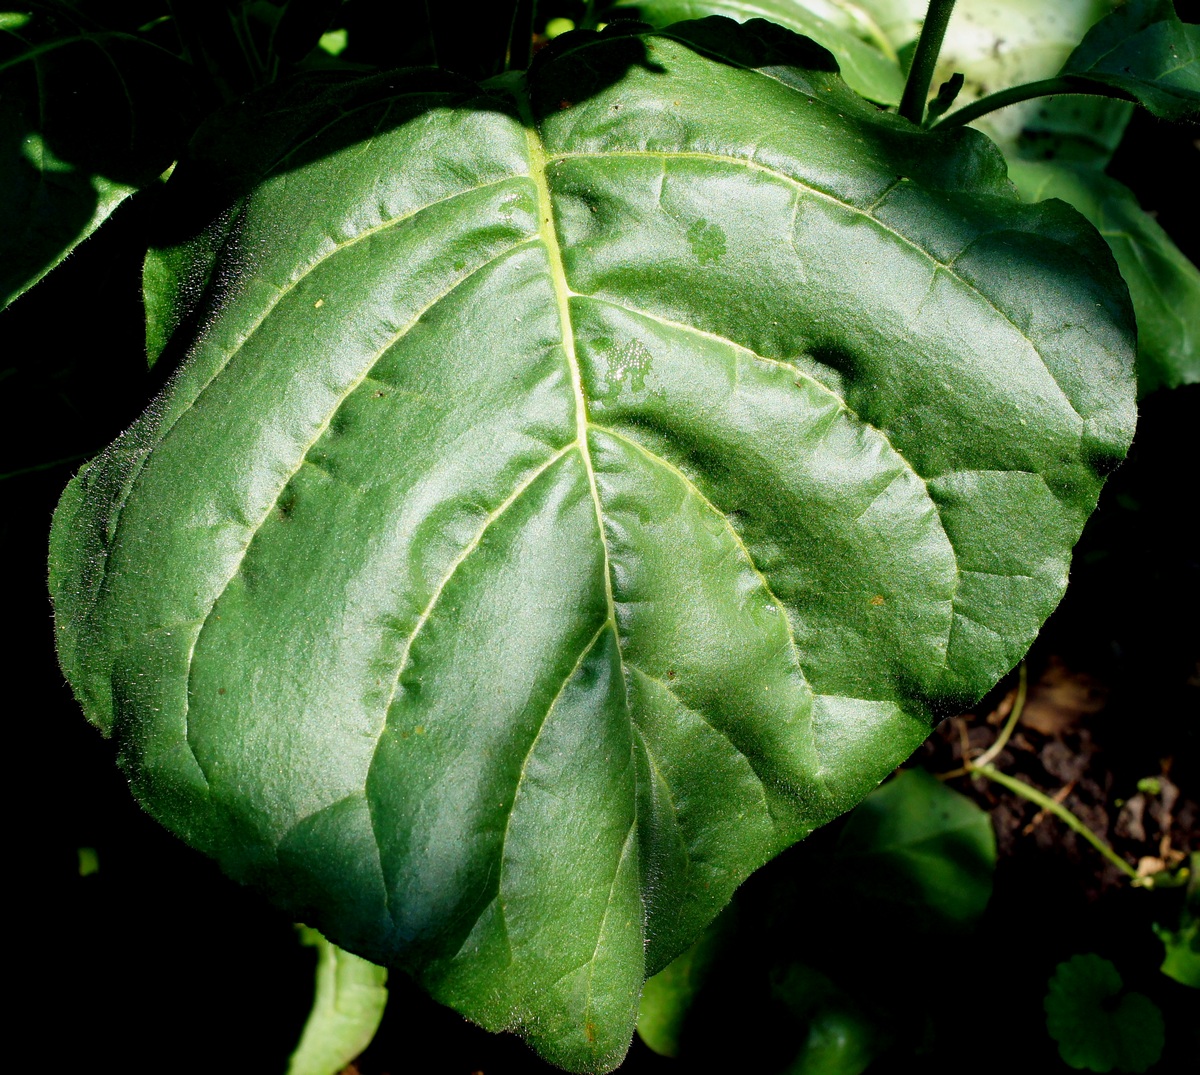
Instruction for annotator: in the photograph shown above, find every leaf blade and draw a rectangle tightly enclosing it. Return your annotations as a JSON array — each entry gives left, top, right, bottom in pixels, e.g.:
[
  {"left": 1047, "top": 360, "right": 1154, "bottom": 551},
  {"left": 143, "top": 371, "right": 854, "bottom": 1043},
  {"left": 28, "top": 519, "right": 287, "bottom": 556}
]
[
  {"left": 51, "top": 23, "right": 1136, "bottom": 1071},
  {"left": 287, "top": 928, "right": 388, "bottom": 1075},
  {"left": 1062, "top": 0, "right": 1200, "bottom": 121}
]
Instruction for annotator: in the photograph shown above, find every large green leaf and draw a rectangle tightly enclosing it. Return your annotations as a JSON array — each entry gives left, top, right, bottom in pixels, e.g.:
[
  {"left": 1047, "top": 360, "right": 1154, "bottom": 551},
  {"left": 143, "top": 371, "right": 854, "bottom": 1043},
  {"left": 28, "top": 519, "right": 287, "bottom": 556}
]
[
  {"left": 50, "top": 18, "right": 1135, "bottom": 1072},
  {"left": 0, "top": 1, "right": 191, "bottom": 308},
  {"left": 636, "top": 768, "right": 989, "bottom": 1064},
  {"left": 615, "top": 0, "right": 905, "bottom": 103},
  {"left": 1008, "top": 159, "right": 1200, "bottom": 394}
]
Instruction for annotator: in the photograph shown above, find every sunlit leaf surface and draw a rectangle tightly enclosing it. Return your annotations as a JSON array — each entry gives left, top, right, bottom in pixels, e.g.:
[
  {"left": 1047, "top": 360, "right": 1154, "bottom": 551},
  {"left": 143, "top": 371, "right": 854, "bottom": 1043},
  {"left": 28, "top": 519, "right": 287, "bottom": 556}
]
[{"left": 50, "top": 20, "right": 1135, "bottom": 1071}]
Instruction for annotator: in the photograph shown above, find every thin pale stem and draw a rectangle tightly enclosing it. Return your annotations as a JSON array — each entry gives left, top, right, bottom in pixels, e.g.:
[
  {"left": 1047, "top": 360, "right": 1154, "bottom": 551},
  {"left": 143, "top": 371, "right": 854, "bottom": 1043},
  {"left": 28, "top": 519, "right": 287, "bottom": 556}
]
[
  {"left": 974, "top": 763, "right": 1142, "bottom": 883},
  {"left": 929, "top": 76, "right": 1135, "bottom": 130},
  {"left": 971, "top": 663, "right": 1027, "bottom": 770},
  {"left": 899, "top": 0, "right": 958, "bottom": 125}
]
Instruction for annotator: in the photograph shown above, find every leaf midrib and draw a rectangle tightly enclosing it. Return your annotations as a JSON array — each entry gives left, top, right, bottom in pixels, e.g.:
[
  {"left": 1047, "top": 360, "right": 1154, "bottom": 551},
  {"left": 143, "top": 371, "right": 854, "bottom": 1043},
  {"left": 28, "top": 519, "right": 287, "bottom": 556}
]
[{"left": 524, "top": 120, "right": 620, "bottom": 641}]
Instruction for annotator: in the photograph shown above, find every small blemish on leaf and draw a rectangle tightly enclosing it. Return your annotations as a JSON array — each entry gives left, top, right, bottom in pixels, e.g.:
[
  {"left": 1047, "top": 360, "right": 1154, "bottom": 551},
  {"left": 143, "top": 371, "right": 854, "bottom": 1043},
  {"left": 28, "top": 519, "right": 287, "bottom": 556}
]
[
  {"left": 687, "top": 219, "right": 726, "bottom": 265},
  {"left": 414, "top": 725, "right": 425, "bottom": 735},
  {"left": 313, "top": 298, "right": 324, "bottom": 308},
  {"left": 218, "top": 687, "right": 226, "bottom": 695},
  {"left": 871, "top": 594, "right": 886, "bottom": 606},
  {"left": 277, "top": 488, "right": 297, "bottom": 521},
  {"left": 599, "top": 338, "right": 653, "bottom": 401}
]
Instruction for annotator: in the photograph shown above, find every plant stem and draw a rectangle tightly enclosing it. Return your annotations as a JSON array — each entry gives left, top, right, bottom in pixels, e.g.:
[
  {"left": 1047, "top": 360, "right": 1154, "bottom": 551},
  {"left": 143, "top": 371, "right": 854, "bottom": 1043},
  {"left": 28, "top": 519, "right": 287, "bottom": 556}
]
[
  {"left": 973, "top": 763, "right": 1142, "bottom": 883},
  {"left": 422, "top": 0, "right": 440, "bottom": 67},
  {"left": 899, "top": 0, "right": 957, "bottom": 126},
  {"left": 506, "top": 0, "right": 537, "bottom": 72},
  {"left": 971, "top": 663, "right": 1027, "bottom": 770},
  {"left": 929, "top": 76, "right": 1134, "bottom": 130}
]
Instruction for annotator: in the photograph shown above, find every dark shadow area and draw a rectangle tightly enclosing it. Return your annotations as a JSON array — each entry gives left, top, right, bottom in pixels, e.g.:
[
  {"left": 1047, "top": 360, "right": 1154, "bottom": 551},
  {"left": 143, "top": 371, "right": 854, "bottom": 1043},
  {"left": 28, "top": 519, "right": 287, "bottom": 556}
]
[{"left": 0, "top": 2, "right": 194, "bottom": 303}]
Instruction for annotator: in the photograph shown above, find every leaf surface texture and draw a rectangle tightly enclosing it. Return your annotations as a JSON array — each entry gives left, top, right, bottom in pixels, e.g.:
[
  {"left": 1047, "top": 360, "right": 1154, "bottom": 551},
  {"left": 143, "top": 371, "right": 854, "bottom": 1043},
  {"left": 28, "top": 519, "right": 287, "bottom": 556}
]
[{"left": 50, "top": 20, "right": 1135, "bottom": 1071}]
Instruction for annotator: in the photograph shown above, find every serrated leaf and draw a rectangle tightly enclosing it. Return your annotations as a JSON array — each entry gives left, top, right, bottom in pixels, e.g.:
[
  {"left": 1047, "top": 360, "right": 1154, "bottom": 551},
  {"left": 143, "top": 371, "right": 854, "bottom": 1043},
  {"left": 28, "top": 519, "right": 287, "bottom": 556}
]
[
  {"left": 616, "top": 0, "right": 905, "bottom": 103},
  {"left": 1008, "top": 159, "right": 1200, "bottom": 394},
  {"left": 1045, "top": 954, "right": 1165, "bottom": 1073},
  {"left": 0, "top": 1, "right": 191, "bottom": 308},
  {"left": 1062, "top": 0, "right": 1200, "bottom": 121},
  {"left": 49, "top": 18, "right": 1135, "bottom": 1072}
]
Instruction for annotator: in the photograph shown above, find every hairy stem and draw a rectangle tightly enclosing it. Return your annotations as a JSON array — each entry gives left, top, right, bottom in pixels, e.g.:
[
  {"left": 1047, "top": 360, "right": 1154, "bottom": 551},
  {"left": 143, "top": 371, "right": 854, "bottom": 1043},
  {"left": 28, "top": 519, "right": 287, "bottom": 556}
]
[
  {"left": 929, "top": 76, "right": 1135, "bottom": 130},
  {"left": 899, "top": 0, "right": 958, "bottom": 125}
]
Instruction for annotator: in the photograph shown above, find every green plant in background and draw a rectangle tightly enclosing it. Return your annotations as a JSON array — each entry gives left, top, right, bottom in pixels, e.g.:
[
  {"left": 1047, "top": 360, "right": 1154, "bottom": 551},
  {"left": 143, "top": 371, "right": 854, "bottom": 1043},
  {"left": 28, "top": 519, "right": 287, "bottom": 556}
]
[
  {"left": 1045, "top": 953, "right": 1165, "bottom": 1073},
  {"left": 1153, "top": 852, "right": 1200, "bottom": 989},
  {"left": 4, "top": 0, "right": 1197, "bottom": 1071},
  {"left": 637, "top": 769, "right": 996, "bottom": 1071},
  {"left": 287, "top": 927, "right": 389, "bottom": 1075}
]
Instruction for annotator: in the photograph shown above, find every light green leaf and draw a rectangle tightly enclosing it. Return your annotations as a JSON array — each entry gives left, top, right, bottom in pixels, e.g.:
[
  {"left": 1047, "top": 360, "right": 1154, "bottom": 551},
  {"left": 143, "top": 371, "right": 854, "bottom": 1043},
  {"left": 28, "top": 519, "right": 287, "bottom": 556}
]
[
  {"left": 288, "top": 927, "right": 388, "bottom": 1075},
  {"left": 920, "top": 0, "right": 1116, "bottom": 147},
  {"left": 847, "top": 0, "right": 923, "bottom": 51},
  {"left": 0, "top": 2, "right": 189, "bottom": 308},
  {"left": 828, "top": 768, "right": 996, "bottom": 932},
  {"left": 50, "top": 19, "right": 1135, "bottom": 1072},
  {"left": 1155, "top": 914, "right": 1200, "bottom": 988},
  {"left": 1045, "top": 954, "right": 1165, "bottom": 1073},
  {"left": 616, "top": 0, "right": 905, "bottom": 103},
  {"left": 1062, "top": 0, "right": 1200, "bottom": 121},
  {"left": 1008, "top": 158, "right": 1200, "bottom": 395},
  {"left": 318, "top": 28, "right": 348, "bottom": 56}
]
